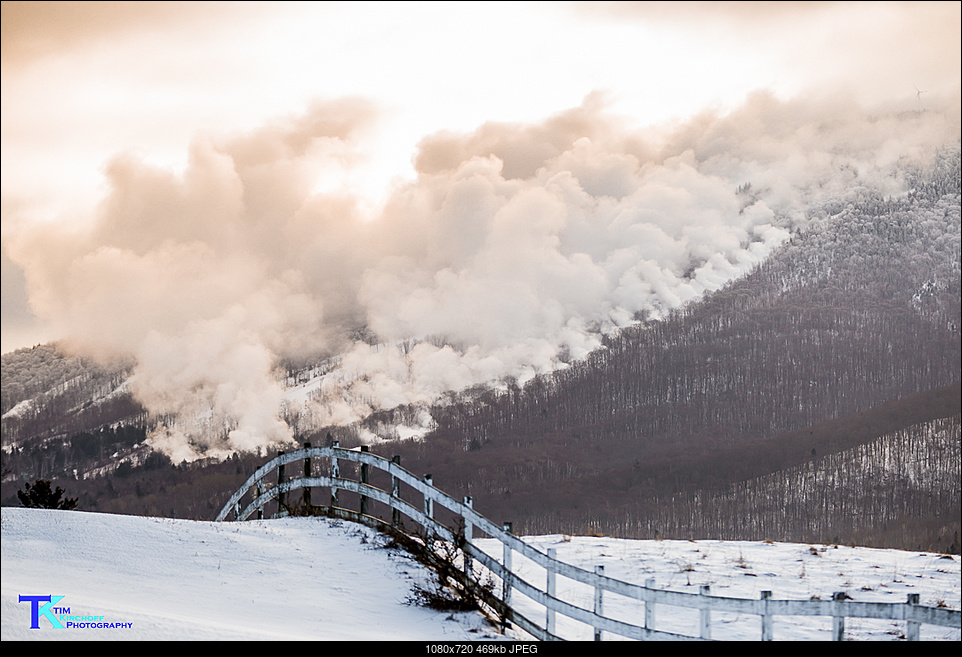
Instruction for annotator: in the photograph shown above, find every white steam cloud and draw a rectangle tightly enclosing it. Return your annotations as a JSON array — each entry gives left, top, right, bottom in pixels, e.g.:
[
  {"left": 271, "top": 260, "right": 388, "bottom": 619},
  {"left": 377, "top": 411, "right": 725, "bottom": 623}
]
[{"left": 7, "top": 92, "right": 960, "bottom": 459}]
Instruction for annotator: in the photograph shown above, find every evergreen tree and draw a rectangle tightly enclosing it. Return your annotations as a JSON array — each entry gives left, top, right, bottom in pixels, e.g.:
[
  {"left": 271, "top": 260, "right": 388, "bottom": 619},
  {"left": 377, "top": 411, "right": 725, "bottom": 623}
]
[{"left": 17, "top": 479, "right": 78, "bottom": 510}]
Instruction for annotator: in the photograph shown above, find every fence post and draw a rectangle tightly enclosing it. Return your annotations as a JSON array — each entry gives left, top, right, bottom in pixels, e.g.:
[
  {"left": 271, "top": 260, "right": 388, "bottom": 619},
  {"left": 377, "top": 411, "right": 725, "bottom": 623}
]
[
  {"left": 645, "top": 577, "right": 656, "bottom": 631},
  {"left": 832, "top": 592, "right": 845, "bottom": 641},
  {"left": 700, "top": 584, "right": 711, "bottom": 639},
  {"left": 330, "top": 440, "right": 339, "bottom": 508},
  {"left": 546, "top": 547, "right": 557, "bottom": 636},
  {"left": 302, "top": 442, "right": 312, "bottom": 509},
  {"left": 906, "top": 593, "right": 920, "bottom": 641},
  {"left": 256, "top": 478, "right": 264, "bottom": 519},
  {"left": 643, "top": 577, "right": 657, "bottom": 631},
  {"left": 359, "top": 445, "right": 369, "bottom": 516},
  {"left": 463, "top": 496, "right": 473, "bottom": 580},
  {"left": 502, "top": 522, "right": 513, "bottom": 622},
  {"left": 423, "top": 474, "right": 434, "bottom": 525},
  {"left": 391, "top": 456, "right": 401, "bottom": 528},
  {"left": 760, "top": 590, "right": 773, "bottom": 641},
  {"left": 594, "top": 564, "right": 605, "bottom": 641},
  {"left": 277, "top": 451, "right": 287, "bottom": 513}
]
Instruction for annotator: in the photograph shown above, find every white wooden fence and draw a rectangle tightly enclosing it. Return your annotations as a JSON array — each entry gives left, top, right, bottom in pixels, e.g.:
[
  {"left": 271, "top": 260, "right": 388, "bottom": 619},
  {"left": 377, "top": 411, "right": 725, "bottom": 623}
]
[{"left": 217, "top": 443, "right": 961, "bottom": 641}]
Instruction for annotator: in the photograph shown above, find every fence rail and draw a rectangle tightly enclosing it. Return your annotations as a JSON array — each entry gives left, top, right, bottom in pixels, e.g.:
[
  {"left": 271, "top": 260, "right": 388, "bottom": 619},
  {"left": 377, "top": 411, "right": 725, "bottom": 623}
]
[{"left": 217, "top": 443, "right": 962, "bottom": 641}]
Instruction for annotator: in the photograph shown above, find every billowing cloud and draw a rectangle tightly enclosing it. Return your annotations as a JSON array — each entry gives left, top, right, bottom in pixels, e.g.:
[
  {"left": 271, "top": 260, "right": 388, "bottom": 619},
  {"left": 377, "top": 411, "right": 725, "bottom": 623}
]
[{"left": 8, "top": 89, "right": 958, "bottom": 459}]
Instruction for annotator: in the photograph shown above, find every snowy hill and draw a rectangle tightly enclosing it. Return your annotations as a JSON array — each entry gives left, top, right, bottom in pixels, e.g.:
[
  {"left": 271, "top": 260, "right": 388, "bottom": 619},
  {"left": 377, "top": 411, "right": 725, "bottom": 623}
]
[
  {"left": 1, "top": 507, "right": 507, "bottom": 641},
  {"left": 2, "top": 508, "right": 959, "bottom": 641}
]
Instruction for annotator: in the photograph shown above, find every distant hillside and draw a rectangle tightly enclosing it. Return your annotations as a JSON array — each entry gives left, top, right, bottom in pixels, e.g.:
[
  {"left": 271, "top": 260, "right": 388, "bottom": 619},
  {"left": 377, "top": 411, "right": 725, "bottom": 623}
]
[
  {"left": 1, "top": 344, "right": 140, "bottom": 448},
  {"left": 2, "top": 344, "right": 109, "bottom": 415},
  {"left": 643, "top": 413, "right": 961, "bottom": 553}
]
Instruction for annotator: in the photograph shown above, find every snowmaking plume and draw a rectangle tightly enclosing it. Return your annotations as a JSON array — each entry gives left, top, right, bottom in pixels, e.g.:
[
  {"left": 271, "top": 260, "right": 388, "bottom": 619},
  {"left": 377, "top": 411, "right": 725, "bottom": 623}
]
[{"left": 6, "top": 91, "right": 960, "bottom": 460}]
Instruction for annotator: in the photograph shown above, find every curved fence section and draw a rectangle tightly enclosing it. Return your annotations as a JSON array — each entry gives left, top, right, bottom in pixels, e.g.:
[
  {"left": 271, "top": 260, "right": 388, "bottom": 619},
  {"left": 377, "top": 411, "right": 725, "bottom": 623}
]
[{"left": 218, "top": 443, "right": 961, "bottom": 642}]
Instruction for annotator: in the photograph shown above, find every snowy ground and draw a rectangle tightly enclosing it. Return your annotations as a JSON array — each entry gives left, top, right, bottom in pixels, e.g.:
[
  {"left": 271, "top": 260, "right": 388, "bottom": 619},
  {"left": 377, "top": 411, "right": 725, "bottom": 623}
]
[
  {"left": 2, "top": 507, "right": 959, "bottom": 641},
  {"left": 473, "top": 535, "right": 961, "bottom": 641},
  {"left": 1, "top": 508, "right": 507, "bottom": 641}
]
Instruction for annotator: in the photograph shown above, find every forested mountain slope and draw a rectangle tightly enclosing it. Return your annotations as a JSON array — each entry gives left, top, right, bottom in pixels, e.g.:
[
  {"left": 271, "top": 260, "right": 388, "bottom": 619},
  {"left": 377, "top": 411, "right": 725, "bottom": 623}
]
[{"left": 1, "top": 345, "right": 141, "bottom": 461}]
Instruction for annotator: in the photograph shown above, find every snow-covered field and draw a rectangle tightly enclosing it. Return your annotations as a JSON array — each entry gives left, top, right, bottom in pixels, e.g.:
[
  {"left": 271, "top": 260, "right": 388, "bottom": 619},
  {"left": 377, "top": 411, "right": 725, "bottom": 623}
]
[
  {"left": 2, "top": 507, "right": 959, "bottom": 641},
  {"left": 474, "top": 535, "right": 961, "bottom": 641}
]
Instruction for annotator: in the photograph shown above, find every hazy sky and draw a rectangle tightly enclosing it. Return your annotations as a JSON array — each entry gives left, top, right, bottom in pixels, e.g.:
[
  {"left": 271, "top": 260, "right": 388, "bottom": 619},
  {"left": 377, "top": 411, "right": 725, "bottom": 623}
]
[
  {"left": 3, "top": 2, "right": 958, "bottom": 221},
  {"left": 1, "top": 1, "right": 960, "bottom": 457}
]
